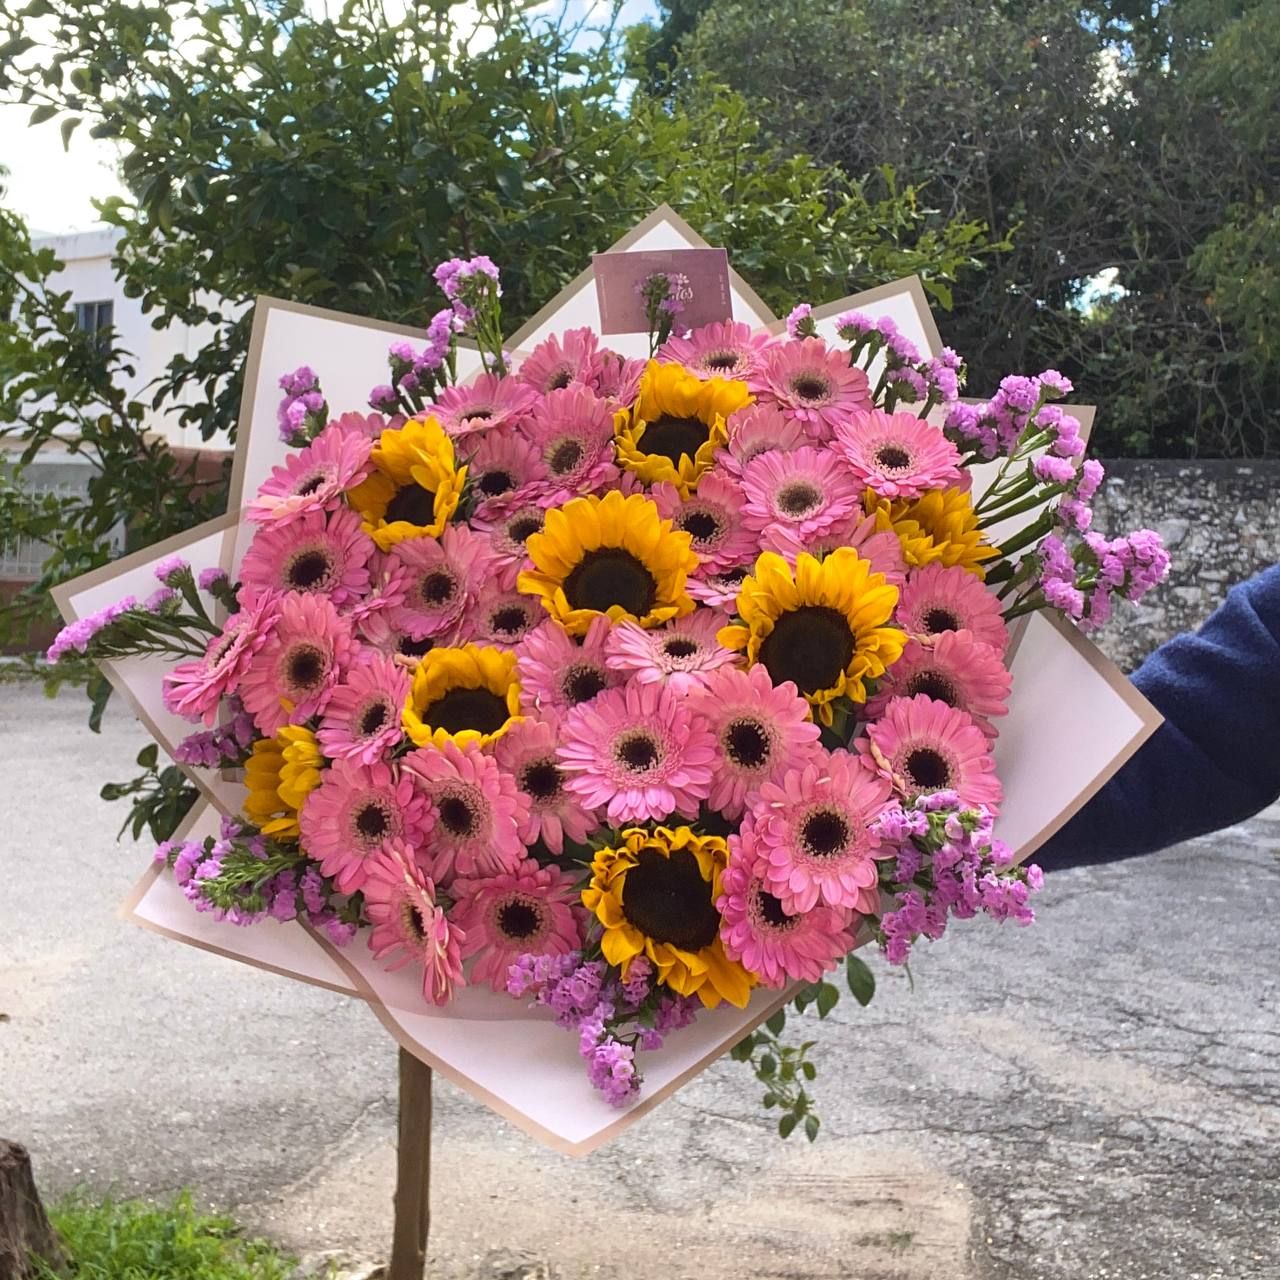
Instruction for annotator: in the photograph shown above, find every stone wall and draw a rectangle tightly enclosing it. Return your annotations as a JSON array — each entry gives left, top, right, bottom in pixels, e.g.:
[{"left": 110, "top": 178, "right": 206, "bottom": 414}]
[{"left": 1088, "top": 459, "right": 1280, "bottom": 671}]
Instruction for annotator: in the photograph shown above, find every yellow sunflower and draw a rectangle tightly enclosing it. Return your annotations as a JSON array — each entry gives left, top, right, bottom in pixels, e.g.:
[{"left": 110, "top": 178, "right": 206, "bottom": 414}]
[
  {"left": 518, "top": 490, "right": 698, "bottom": 635},
  {"left": 402, "top": 644, "right": 522, "bottom": 750},
  {"left": 614, "top": 360, "right": 751, "bottom": 495},
  {"left": 347, "top": 415, "right": 467, "bottom": 550},
  {"left": 871, "top": 487, "right": 997, "bottom": 579},
  {"left": 242, "top": 725, "right": 324, "bottom": 840},
  {"left": 718, "top": 549, "right": 905, "bottom": 723},
  {"left": 582, "top": 826, "right": 754, "bottom": 1010}
]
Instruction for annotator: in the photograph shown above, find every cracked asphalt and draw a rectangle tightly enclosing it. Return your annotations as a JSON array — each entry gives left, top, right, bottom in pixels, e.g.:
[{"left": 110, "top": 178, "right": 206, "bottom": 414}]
[{"left": 2, "top": 681, "right": 1278, "bottom": 1280}]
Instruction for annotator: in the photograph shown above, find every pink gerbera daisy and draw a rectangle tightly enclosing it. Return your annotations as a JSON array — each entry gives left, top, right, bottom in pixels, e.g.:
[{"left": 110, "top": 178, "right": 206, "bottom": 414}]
[
  {"left": 466, "top": 588, "right": 542, "bottom": 650},
  {"left": 355, "top": 609, "right": 437, "bottom": 664},
  {"left": 604, "top": 610, "right": 736, "bottom": 695},
  {"left": 895, "top": 563, "right": 1009, "bottom": 653},
  {"left": 299, "top": 758, "right": 432, "bottom": 893},
  {"left": 343, "top": 549, "right": 412, "bottom": 623},
  {"left": 238, "top": 592, "right": 354, "bottom": 734},
  {"left": 650, "top": 473, "right": 758, "bottom": 572},
  {"left": 687, "top": 564, "right": 751, "bottom": 609},
  {"left": 384, "top": 524, "right": 497, "bottom": 640},
  {"left": 471, "top": 502, "right": 546, "bottom": 589},
  {"left": 834, "top": 409, "right": 964, "bottom": 499},
  {"left": 431, "top": 373, "right": 537, "bottom": 438},
  {"left": 557, "top": 681, "right": 717, "bottom": 825},
  {"left": 753, "top": 750, "right": 895, "bottom": 915},
  {"left": 717, "top": 404, "right": 807, "bottom": 479},
  {"left": 162, "top": 588, "right": 280, "bottom": 725},
  {"left": 858, "top": 694, "right": 1003, "bottom": 811},
  {"left": 592, "top": 350, "right": 646, "bottom": 408},
  {"left": 245, "top": 421, "right": 373, "bottom": 523},
  {"left": 865, "top": 632, "right": 1011, "bottom": 739},
  {"left": 749, "top": 337, "right": 872, "bottom": 440},
  {"left": 759, "top": 510, "right": 907, "bottom": 588},
  {"left": 458, "top": 428, "right": 547, "bottom": 515},
  {"left": 451, "top": 859, "right": 584, "bottom": 991},
  {"left": 363, "top": 848, "right": 464, "bottom": 1006},
  {"left": 404, "top": 740, "right": 531, "bottom": 884},
  {"left": 515, "top": 616, "right": 618, "bottom": 721},
  {"left": 492, "top": 717, "right": 597, "bottom": 854},
  {"left": 719, "top": 816, "right": 856, "bottom": 987},
  {"left": 686, "top": 664, "right": 823, "bottom": 820},
  {"left": 524, "top": 385, "right": 619, "bottom": 506},
  {"left": 316, "top": 652, "right": 411, "bottom": 763},
  {"left": 516, "top": 327, "right": 601, "bottom": 395},
  {"left": 238, "top": 506, "right": 374, "bottom": 607},
  {"left": 657, "top": 320, "right": 773, "bottom": 382},
  {"left": 740, "top": 445, "right": 862, "bottom": 540}
]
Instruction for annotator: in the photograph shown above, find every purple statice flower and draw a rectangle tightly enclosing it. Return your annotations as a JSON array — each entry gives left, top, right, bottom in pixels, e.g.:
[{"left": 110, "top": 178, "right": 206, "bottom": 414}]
[
  {"left": 943, "top": 402, "right": 998, "bottom": 459},
  {"left": 368, "top": 384, "right": 399, "bottom": 412},
  {"left": 1038, "top": 369, "right": 1073, "bottom": 396},
  {"left": 883, "top": 330, "right": 921, "bottom": 366},
  {"left": 300, "top": 867, "right": 327, "bottom": 916},
  {"left": 997, "top": 375, "right": 1039, "bottom": 413},
  {"left": 45, "top": 596, "right": 139, "bottom": 663},
  {"left": 388, "top": 340, "right": 417, "bottom": 367},
  {"left": 885, "top": 366, "right": 928, "bottom": 403},
  {"left": 922, "top": 357, "right": 960, "bottom": 404},
  {"left": 1077, "top": 458, "right": 1105, "bottom": 502},
  {"left": 653, "top": 993, "right": 700, "bottom": 1035},
  {"left": 834, "top": 309, "right": 876, "bottom": 340},
  {"left": 278, "top": 366, "right": 317, "bottom": 396},
  {"left": 785, "top": 303, "right": 814, "bottom": 339},
  {"left": 153, "top": 554, "right": 190, "bottom": 587},
  {"left": 434, "top": 256, "right": 502, "bottom": 326},
  {"left": 277, "top": 370, "right": 328, "bottom": 445},
  {"left": 143, "top": 586, "right": 177, "bottom": 613},
  {"left": 399, "top": 370, "right": 421, "bottom": 395},
  {"left": 1033, "top": 453, "right": 1076, "bottom": 485},
  {"left": 585, "top": 1037, "right": 640, "bottom": 1108},
  {"left": 621, "top": 957, "right": 653, "bottom": 1009},
  {"left": 197, "top": 566, "right": 230, "bottom": 593}
]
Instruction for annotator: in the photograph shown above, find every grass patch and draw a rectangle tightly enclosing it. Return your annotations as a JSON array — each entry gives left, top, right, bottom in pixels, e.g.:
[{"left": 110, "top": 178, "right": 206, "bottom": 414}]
[{"left": 32, "top": 1191, "right": 298, "bottom": 1279}]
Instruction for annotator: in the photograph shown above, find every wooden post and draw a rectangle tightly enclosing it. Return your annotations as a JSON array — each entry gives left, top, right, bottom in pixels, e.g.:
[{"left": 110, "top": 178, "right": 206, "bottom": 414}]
[
  {"left": 388, "top": 1050, "right": 433, "bottom": 1280},
  {"left": 0, "top": 1139, "right": 67, "bottom": 1279}
]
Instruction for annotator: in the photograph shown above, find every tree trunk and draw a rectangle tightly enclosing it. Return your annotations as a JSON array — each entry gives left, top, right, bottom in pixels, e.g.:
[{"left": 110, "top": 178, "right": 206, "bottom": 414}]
[
  {"left": 387, "top": 1051, "right": 433, "bottom": 1280},
  {"left": 0, "top": 1141, "right": 66, "bottom": 1279}
]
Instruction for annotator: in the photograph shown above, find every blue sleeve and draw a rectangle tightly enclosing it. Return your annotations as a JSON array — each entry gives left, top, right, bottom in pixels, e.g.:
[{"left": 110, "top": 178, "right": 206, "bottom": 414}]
[{"left": 1036, "top": 564, "right": 1280, "bottom": 870}]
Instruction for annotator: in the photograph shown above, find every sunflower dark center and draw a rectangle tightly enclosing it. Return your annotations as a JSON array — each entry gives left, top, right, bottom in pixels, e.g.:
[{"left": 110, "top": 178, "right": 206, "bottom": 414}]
[
  {"left": 907, "top": 671, "right": 958, "bottom": 705},
  {"left": 663, "top": 637, "right": 698, "bottom": 659},
  {"left": 520, "top": 759, "right": 562, "bottom": 801},
  {"left": 295, "top": 473, "right": 327, "bottom": 497},
  {"left": 385, "top": 483, "right": 437, "bottom": 527},
  {"left": 359, "top": 700, "right": 390, "bottom": 736},
  {"left": 703, "top": 351, "right": 740, "bottom": 371},
  {"left": 425, "top": 687, "right": 510, "bottom": 737},
  {"left": 615, "top": 731, "right": 660, "bottom": 772},
  {"left": 621, "top": 848, "right": 721, "bottom": 952},
  {"left": 355, "top": 801, "right": 391, "bottom": 840},
  {"left": 758, "top": 606, "right": 855, "bottom": 697},
  {"left": 876, "top": 445, "right": 912, "bottom": 470},
  {"left": 491, "top": 605, "right": 529, "bottom": 637},
  {"left": 906, "top": 747, "right": 951, "bottom": 790},
  {"left": 754, "top": 887, "right": 795, "bottom": 930},
  {"left": 562, "top": 664, "right": 607, "bottom": 704},
  {"left": 801, "top": 808, "right": 850, "bottom": 858},
  {"left": 642, "top": 414, "right": 709, "bottom": 465},
  {"left": 923, "top": 607, "right": 961, "bottom": 634},
  {"left": 791, "top": 373, "right": 830, "bottom": 401},
  {"left": 725, "top": 718, "right": 770, "bottom": 769},
  {"left": 286, "top": 644, "right": 327, "bottom": 691},
  {"left": 438, "top": 794, "right": 476, "bottom": 836},
  {"left": 549, "top": 439, "right": 584, "bottom": 474},
  {"left": 498, "top": 900, "right": 541, "bottom": 940},
  {"left": 777, "top": 481, "right": 822, "bottom": 516},
  {"left": 478, "top": 469, "right": 514, "bottom": 497},
  {"left": 679, "top": 510, "right": 720, "bottom": 542},
  {"left": 287, "top": 548, "right": 333, "bottom": 590},
  {"left": 398, "top": 635, "right": 434, "bottom": 658},
  {"left": 563, "top": 548, "right": 657, "bottom": 617},
  {"left": 507, "top": 515, "right": 543, "bottom": 543}
]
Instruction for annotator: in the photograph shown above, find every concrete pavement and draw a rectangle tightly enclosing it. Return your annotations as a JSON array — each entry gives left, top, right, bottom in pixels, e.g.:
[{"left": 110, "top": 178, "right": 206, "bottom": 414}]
[{"left": 2, "top": 680, "right": 1277, "bottom": 1279}]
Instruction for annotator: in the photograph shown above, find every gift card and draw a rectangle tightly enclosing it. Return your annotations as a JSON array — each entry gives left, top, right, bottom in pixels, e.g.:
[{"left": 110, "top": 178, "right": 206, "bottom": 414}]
[{"left": 593, "top": 247, "right": 732, "bottom": 335}]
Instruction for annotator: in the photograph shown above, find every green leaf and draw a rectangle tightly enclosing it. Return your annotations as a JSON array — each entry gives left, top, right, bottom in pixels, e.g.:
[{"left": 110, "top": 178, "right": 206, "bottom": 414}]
[
  {"left": 758, "top": 1053, "right": 777, "bottom": 1079},
  {"left": 136, "top": 743, "right": 159, "bottom": 770},
  {"left": 28, "top": 102, "right": 57, "bottom": 126},
  {"left": 815, "top": 982, "right": 840, "bottom": 1019},
  {"left": 87, "top": 673, "right": 112, "bottom": 733},
  {"left": 804, "top": 1115, "right": 820, "bottom": 1142},
  {"left": 60, "top": 115, "right": 81, "bottom": 150},
  {"left": 778, "top": 1113, "right": 799, "bottom": 1139},
  {"left": 729, "top": 1036, "right": 755, "bottom": 1062},
  {"left": 765, "top": 1009, "right": 787, "bottom": 1036},
  {"left": 845, "top": 954, "right": 876, "bottom": 1007}
]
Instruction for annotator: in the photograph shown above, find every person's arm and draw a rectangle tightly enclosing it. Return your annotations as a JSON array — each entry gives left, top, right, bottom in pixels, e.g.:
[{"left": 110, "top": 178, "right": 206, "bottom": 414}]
[{"left": 1036, "top": 564, "right": 1280, "bottom": 871}]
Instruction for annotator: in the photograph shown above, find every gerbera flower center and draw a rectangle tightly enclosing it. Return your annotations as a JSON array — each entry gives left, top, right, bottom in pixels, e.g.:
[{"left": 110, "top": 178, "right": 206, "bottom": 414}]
[
  {"left": 615, "top": 730, "right": 662, "bottom": 772},
  {"left": 906, "top": 671, "right": 958, "bottom": 706},
  {"left": 464, "top": 408, "right": 494, "bottom": 424},
  {"left": 285, "top": 644, "right": 328, "bottom": 692},
  {"left": 724, "top": 717, "right": 771, "bottom": 769},
  {"left": 621, "top": 848, "right": 721, "bottom": 952},
  {"left": 497, "top": 899, "right": 542, "bottom": 941},
  {"left": 752, "top": 885, "right": 798, "bottom": 932},
  {"left": 295, "top": 472, "right": 327, "bottom": 497},
  {"left": 420, "top": 572, "right": 457, "bottom": 606},
  {"left": 679, "top": 510, "right": 721, "bottom": 542},
  {"left": 758, "top": 606, "right": 855, "bottom": 697},
  {"left": 402, "top": 901, "right": 427, "bottom": 943},
  {"left": 790, "top": 373, "right": 830, "bottom": 403},
  {"left": 776, "top": 481, "right": 822, "bottom": 517},
  {"left": 800, "top": 807, "right": 851, "bottom": 858},
  {"left": 507, "top": 515, "right": 544, "bottom": 543},
  {"left": 562, "top": 663, "right": 607, "bottom": 704},
  {"left": 549, "top": 440, "right": 584, "bottom": 474},
  {"left": 385, "top": 483, "right": 437, "bottom": 527},
  {"left": 905, "top": 747, "right": 951, "bottom": 790},
  {"left": 663, "top": 637, "right": 698, "bottom": 659},
  {"left": 438, "top": 792, "right": 477, "bottom": 836},
  {"left": 547, "top": 368, "right": 573, "bottom": 391},
  {"left": 478, "top": 469, "right": 514, "bottom": 497},
  {"left": 286, "top": 548, "right": 334, "bottom": 591},
  {"left": 875, "top": 444, "right": 913, "bottom": 471},
  {"left": 563, "top": 548, "right": 658, "bottom": 617},
  {"left": 424, "top": 688, "right": 511, "bottom": 737},
  {"left": 716, "top": 567, "right": 748, "bottom": 589},
  {"left": 520, "top": 758, "right": 562, "bottom": 801},
  {"left": 642, "top": 414, "right": 709, "bottom": 465},
  {"left": 398, "top": 635, "right": 434, "bottom": 659},
  {"left": 359, "top": 700, "right": 390, "bottom": 736},
  {"left": 354, "top": 799, "right": 392, "bottom": 840},
  {"left": 702, "top": 351, "right": 740, "bottom": 372},
  {"left": 923, "top": 607, "right": 961, "bottom": 634},
  {"left": 491, "top": 606, "right": 529, "bottom": 637}
]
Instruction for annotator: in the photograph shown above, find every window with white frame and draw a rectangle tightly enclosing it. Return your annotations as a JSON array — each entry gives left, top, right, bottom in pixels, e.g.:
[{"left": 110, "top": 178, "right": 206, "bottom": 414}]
[
  {"left": 0, "top": 474, "right": 125, "bottom": 581},
  {"left": 74, "top": 299, "right": 114, "bottom": 334}
]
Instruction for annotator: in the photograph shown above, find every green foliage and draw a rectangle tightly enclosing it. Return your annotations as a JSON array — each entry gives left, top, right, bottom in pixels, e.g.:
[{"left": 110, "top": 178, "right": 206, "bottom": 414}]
[
  {"left": 33, "top": 1191, "right": 296, "bottom": 1280},
  {"left": 100, "top": 742, "right": 198, "bottom": 842}
]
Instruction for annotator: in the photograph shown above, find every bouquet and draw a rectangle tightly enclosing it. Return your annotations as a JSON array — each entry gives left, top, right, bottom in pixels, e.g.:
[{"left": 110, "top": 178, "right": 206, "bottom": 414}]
[{"left": 47, "top": 244, "right": 1169, "bottom": 1133}]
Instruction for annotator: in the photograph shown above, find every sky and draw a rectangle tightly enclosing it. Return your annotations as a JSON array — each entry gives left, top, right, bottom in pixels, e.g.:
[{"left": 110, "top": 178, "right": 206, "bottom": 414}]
[{"left": 0, "top": 0, "right": 657, "bottom": 237}]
